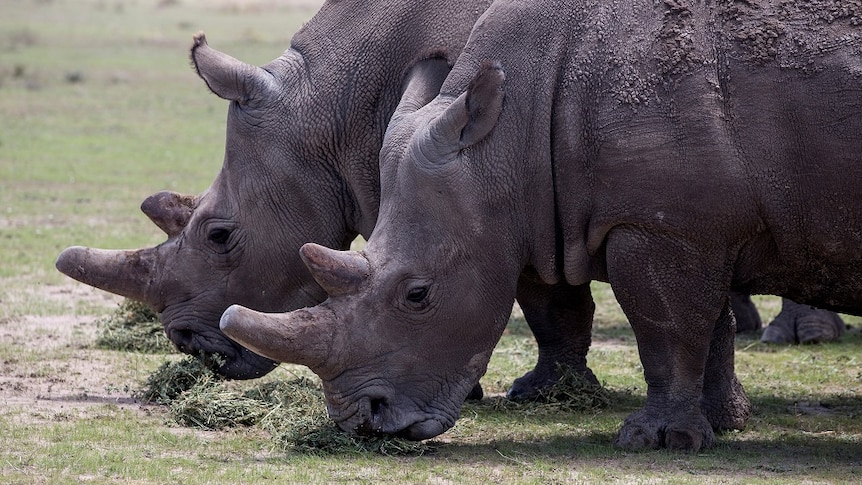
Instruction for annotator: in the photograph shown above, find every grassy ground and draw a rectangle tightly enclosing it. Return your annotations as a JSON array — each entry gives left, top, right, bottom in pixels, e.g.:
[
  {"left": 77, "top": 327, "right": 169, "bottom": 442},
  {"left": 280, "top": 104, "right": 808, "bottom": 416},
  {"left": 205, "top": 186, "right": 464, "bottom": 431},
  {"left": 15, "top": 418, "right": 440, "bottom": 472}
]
[{"left": 1, "top": 1, "right": 861, "bottom": 483}]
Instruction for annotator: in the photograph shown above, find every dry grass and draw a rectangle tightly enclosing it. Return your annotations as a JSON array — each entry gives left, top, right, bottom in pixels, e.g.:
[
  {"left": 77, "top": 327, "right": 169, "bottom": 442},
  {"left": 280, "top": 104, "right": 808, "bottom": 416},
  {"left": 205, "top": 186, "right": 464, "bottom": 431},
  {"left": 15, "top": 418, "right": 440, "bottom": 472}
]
[
  {"left": 94, "top": 299, "right": 173, "bottom": 353},
  {"left": 134, "top": 356, "right": 616, "bottom": 457}
]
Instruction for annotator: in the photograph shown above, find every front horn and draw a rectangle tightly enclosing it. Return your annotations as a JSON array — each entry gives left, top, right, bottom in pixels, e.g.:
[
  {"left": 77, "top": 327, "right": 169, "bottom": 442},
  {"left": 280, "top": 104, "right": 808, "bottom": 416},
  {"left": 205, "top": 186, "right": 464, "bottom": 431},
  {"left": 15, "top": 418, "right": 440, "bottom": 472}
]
[
  {"left": 220, "top": 304, "right": 334, "bottom": 372},
  {"left": 55, "top": 246, "right": 156, "bottom": 306}
]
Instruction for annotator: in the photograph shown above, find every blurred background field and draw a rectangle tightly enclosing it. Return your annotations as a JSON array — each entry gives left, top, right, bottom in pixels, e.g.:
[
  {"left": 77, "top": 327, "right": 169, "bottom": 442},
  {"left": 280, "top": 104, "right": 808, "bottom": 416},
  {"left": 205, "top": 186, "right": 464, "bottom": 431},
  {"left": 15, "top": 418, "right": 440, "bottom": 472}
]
[{"left": 1, "top": 1, "right": 860, "bottom": 483}]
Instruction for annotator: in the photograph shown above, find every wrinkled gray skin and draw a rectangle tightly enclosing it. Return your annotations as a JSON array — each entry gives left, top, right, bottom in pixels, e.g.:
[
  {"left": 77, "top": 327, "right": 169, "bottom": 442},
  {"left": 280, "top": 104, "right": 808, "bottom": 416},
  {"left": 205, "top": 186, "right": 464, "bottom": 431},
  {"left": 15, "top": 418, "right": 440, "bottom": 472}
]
[
  {"left": 220, "top": 0, "right": 862, "bottom": 451},
  {"left": 55, "top": 0, "right": 499, "bottom": 380},
  {"left": 731, "top": 293, "right": 846, "bottom": 343},
  {"left": 55, "top": 0, "right": 598, "bottom": 396},
  {"left": 759, "top": 298, "right": 846, "bottom": 344}
]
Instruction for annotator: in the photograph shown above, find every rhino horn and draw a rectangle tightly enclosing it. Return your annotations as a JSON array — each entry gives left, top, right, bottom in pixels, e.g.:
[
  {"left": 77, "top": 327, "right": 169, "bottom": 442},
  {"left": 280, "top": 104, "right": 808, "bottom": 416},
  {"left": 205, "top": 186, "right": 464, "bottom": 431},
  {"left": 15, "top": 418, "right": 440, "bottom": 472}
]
[
  {"left": 140, "top": 190, "right": 195, "bottom": 238},
  {"left": 190, "top": 31, "right": 276, "bottom": 104},
  {"left": 55, "top": 246, "right": 155, "bottom": 306},
  {"left": 299, "top": 243, "right": 370, "bottom": 296},
  {"left": 428, "top": 61, "right": 505, "bottom": 152},
  {"left": 220, "top": 304, "right": 333, "bottom": 370}
]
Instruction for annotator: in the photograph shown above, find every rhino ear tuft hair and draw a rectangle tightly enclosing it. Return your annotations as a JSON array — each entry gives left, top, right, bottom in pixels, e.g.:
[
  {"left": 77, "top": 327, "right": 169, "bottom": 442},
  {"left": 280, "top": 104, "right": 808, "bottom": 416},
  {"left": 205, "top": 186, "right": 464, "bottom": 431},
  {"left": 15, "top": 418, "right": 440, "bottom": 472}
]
[{"left": 190, "top": 31, "right": 277, "bottom": 105}]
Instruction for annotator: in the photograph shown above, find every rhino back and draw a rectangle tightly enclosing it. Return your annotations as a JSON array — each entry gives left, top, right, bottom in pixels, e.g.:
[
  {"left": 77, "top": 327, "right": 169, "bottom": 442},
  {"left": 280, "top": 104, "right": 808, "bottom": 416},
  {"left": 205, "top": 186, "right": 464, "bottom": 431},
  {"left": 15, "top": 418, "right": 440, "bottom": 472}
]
[
  {"left": 251, "top": 0, "right": 494, "bottom": 238},
  {"left": 440, "top": 0, "right": 862, "bottom": 306}
]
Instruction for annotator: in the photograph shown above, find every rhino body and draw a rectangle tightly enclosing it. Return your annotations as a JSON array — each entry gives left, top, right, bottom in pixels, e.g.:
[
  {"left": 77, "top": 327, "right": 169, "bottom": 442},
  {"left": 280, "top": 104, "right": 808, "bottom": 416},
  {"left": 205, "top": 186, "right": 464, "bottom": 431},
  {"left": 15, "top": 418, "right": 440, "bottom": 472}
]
[{"left": 220, "top": 0, "right": 862, "bottom": 451}]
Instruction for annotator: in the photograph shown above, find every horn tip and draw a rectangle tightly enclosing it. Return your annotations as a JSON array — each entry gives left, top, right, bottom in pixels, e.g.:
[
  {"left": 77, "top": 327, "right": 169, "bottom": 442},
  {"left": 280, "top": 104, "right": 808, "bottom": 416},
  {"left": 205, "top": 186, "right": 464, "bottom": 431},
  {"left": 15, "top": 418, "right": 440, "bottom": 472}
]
[
  {"left": 299, "top": 242, "right": 325, "bottom": 260},
  {"left": 55, "top": 246, "right": 86, "bottom": 275},
  {"left": 220, "top": 304, "right": 254, "bottom": 339}
]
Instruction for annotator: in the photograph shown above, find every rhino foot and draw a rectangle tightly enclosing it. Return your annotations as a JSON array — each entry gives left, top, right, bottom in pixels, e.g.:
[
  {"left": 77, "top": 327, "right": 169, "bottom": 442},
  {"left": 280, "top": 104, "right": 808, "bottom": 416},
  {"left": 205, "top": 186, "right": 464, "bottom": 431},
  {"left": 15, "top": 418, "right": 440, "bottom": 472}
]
[
  {"left": 761, "top": 299, "right": 845, "bottom": 344},
  {"left": 700, "top": 373, "right": 751, "bottom": 431},
  {"left": 506, "top": 363, "right": 599, "bottom": 401},
  {"left": 466, "top": 382, "right": 484, "bottom": 401},
  {"left": 614, "top": 408, "right": 715, "bottom": 452}
]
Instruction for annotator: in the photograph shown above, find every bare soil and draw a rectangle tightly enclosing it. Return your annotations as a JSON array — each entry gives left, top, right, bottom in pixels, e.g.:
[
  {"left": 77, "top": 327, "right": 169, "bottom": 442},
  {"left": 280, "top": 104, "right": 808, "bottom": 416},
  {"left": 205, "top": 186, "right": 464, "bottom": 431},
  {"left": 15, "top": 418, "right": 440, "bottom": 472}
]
[{"left": 0, "top": 284, "right": 155, "bottom": 424}]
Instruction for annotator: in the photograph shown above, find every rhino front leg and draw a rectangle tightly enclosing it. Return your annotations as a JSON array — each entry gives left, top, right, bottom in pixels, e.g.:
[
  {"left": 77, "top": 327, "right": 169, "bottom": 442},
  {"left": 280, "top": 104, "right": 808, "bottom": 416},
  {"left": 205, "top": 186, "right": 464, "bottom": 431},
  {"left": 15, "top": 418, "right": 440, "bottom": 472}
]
[
  {"left": 507, "top": 271, "right": 598, "bottom": 400},
  {"left": 761, "top": 298, "right": 846, "bottom": 344},
  {"left": 606, "top": 227, "right": 729, "bottom": 452}
]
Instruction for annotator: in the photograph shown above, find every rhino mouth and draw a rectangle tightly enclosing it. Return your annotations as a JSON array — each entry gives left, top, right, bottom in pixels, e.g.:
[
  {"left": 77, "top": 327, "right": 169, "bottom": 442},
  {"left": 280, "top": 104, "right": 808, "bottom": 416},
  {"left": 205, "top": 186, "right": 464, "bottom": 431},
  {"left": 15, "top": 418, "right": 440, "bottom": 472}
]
[
  {"left": 165, "top": 317, "right": 278, "bottom": 380},
  {"left": 326, "top": 384, "right": 460, "bottom": 441}
]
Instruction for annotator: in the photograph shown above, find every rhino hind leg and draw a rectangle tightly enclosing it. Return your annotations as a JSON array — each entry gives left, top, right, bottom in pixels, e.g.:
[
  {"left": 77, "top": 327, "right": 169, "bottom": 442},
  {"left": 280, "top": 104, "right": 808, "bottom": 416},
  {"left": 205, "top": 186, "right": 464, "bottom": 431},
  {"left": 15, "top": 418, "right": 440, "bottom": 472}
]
[
  {"left": 761, "top": 298, "right": 846, "bottom": 344},
  {"left": 729, "top": 292, "right": 762, "bottom": 333},
  {"left": 507, "top": 275, "right": 599, "bottom": 401},
  {"left": 700, "top": 298, "right": 751, "bottom": 431}
]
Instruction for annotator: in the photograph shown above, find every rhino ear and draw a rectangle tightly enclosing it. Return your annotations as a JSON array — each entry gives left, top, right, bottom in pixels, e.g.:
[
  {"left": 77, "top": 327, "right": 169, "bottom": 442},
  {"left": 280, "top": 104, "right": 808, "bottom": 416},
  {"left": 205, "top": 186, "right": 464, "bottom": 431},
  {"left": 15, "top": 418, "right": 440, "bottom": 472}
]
[
  {"left": 428, "top": 61, "right": 505, "bottom": 151},
  {"left": 392, "top": 57, "right": 451, "bottom": 120},
  {"left": 190, "top": 32, "right": 277, "bottom": 105},
  {"left": 141, "top": 191, "right": 196, "bottom": 238}
]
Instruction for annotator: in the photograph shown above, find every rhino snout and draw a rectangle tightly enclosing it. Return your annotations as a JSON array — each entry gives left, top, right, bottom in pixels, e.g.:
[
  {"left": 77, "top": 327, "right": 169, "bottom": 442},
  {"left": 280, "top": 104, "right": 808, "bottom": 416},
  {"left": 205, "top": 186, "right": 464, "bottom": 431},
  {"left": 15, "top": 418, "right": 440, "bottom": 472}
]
[{"left": 331, "top": 393, "right": 451, "bottom": 441}]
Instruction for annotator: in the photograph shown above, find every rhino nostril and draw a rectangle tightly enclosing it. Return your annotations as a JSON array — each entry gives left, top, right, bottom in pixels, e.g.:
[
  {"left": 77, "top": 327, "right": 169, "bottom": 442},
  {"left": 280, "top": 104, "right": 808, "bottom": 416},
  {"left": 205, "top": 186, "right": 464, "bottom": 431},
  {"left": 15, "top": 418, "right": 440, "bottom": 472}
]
[
  {"left": 352, "top": 397, "right": 387, "bottom": 436},
  {"left": 370, "top": 397, "right": 385, "bottom": 417},
  {"left": 171, "top": 328, "right": 194, "bottom": 354}
]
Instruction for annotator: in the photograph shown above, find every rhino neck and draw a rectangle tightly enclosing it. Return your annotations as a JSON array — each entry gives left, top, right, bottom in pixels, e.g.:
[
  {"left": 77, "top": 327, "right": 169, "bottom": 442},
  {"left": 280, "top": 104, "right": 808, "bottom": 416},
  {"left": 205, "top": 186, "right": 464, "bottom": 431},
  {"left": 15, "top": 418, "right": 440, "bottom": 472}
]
[{"left": 284, "top": 0, "right": 494, "bottom": 240}]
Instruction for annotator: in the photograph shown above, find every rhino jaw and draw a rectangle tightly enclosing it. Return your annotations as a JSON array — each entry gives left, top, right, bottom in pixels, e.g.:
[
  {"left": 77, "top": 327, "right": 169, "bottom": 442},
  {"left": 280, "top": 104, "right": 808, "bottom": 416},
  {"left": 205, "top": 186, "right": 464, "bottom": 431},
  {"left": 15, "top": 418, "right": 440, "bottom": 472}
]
[{"left": 55, "top": 246, "right": 155, "bottom": 306}]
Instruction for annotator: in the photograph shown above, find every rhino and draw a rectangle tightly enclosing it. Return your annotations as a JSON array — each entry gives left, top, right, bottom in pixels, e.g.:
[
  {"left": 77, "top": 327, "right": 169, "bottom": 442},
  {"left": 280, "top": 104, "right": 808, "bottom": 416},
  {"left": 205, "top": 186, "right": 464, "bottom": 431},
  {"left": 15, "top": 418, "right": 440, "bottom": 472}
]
[
  {"left": 219, "top": 0, "right": 862, "bottom": 452},
  {"left": 732, "top": 293, "right": 846, "bottom": 343},
  {"left": 55, "top": 0, "right": 494, "bottom": 379},
  {"left": 54, "top": 0, "right": 606, "bottom": 396}
]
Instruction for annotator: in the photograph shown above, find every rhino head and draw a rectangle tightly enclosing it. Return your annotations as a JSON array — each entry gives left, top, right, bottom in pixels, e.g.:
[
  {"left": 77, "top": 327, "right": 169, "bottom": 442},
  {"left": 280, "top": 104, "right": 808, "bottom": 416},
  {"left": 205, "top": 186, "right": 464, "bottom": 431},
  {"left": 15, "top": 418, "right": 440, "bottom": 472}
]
[
  {"left": 56, "top": 32, "right": 459, "bottom": 380},
  {"left": 220, "top": 63, "right": 518, "bottom": 438},
  {"left": 56, "top": 34, "right": 361, "bottom": 379}
]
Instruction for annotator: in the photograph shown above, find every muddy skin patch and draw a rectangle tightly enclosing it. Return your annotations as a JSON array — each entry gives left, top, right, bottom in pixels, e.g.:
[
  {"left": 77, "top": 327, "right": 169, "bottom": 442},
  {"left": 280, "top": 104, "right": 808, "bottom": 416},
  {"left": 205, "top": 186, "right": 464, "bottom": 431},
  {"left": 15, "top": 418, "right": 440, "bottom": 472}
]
[
  {"left": 657, "top": 0, "right": 704, "bottom": 77},
  {"left": 718, "top": 0, "right": 862, "bottom": 70}
]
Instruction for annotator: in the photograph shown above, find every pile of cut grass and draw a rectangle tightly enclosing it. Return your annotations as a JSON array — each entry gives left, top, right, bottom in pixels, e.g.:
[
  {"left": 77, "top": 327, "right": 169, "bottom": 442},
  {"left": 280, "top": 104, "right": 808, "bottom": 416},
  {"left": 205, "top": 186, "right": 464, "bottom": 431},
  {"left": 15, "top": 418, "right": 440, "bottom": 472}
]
[
  {"left": 137, "top": 357, "right": 620, "bottom": 456},
  {"left": 136, "top": 356, "right": 434, "bottom": 456},
  {"left": 137, "top": 354, "right": 225, "bottom": 405},
  {"left": 483, "top": 364, "right": 615, "bottom": 415},
  {"left": 95, "top": 299, "right": 173, "bottom": 353}
]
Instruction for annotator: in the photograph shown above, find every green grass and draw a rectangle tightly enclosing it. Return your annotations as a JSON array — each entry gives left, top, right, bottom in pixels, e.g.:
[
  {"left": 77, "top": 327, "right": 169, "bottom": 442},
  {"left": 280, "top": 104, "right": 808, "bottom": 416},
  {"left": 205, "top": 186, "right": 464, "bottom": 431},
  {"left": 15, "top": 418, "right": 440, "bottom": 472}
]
[{"left": 1, "top": 1, "right": 861, "bottom": 483}]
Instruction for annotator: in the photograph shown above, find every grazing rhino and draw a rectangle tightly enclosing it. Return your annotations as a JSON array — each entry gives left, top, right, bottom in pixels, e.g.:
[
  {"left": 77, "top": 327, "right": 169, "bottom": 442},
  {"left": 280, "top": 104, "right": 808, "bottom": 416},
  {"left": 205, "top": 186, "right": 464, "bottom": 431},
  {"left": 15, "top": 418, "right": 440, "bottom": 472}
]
[
  {"left": 55, "top": 0, "right": 495, "bottom": 379},
  {"left": 55, "top": 0, "right": 605, "bottom": 396},
  {"left": 219, "top": 0, "right": 862, "bottom": 451}
]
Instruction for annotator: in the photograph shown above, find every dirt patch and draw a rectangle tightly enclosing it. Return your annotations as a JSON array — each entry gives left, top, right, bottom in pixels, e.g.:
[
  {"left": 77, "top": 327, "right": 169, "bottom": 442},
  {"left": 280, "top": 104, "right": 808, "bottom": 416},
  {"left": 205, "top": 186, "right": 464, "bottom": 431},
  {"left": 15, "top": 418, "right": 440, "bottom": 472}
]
[{"left": 0, "top": 285, "right": 160, "bottom": 424}]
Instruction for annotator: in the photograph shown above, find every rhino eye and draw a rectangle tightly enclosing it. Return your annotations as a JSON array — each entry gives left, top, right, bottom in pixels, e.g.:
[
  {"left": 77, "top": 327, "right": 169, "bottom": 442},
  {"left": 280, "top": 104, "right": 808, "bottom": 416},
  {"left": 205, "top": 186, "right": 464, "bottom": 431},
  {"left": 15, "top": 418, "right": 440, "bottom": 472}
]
[
  {"left": 208, "top": 228, "right": 232, "bottom": 245},
  {"left": 406, "top": 286, "right": 429, "bottom": 304}
]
